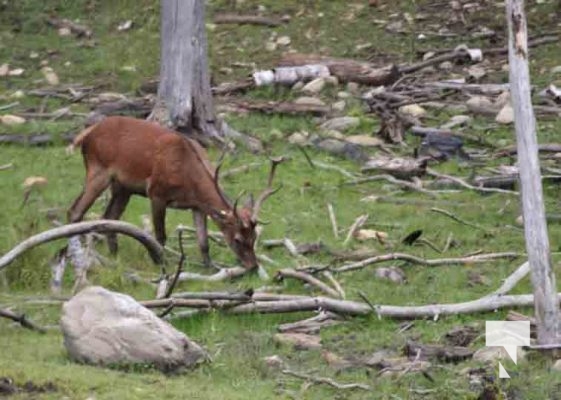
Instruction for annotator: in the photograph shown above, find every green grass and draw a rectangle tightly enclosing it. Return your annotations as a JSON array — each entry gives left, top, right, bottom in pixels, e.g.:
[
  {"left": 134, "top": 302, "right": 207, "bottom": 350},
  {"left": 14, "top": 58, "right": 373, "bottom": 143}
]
[{"left": 2, "top": 0, "right": 561, "bottom": 399}]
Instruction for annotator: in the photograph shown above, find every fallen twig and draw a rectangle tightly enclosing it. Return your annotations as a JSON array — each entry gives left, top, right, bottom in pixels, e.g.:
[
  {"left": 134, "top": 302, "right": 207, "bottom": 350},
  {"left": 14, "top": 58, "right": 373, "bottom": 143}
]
[
  {"left": 213, "top": 13, "right": 284, "bottom": 27},
  {"left": 327, "top": 203, "right": 339, "bottom": 239},
  {"left": 334, "top": 252, "right": 519, "bottom": 273},
  {"left": 490, "top": 261, "right": 530, "bottom": 297},
  {"left": 0, "top": 308, "right": 46, "bottom": 333},
  {"left": 281, "top": 368, "right": 371, "bottom": 391},
  {"left": 0, "top": 163, "right": 13, "bottom": 171},
  {"left": 276, "top": 269, "right": 341, "bottom": 298},
  {"left": 430, "top": 207, "right": 490, "bottom": 233},
  {"left": 344, "top": 214, "right": 369, "bottom": 246},
  {"left": 163, "top": 231, "right": 186, "bottom": 299},
  {"left": 427, "top": 169, "right": 519, "bottom": 195}
]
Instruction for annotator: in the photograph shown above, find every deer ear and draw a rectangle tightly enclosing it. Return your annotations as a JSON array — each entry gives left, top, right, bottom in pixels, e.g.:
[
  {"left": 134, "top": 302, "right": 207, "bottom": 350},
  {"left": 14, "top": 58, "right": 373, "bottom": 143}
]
[{"left": 210, "top": 208, "right": 229, "bottom": 222}]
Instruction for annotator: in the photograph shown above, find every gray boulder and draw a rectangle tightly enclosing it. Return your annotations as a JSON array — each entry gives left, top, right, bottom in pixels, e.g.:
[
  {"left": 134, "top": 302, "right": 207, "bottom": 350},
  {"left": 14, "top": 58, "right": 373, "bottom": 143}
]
[{"left": 60, "top": 286, "right": 207, "bottom": 372}]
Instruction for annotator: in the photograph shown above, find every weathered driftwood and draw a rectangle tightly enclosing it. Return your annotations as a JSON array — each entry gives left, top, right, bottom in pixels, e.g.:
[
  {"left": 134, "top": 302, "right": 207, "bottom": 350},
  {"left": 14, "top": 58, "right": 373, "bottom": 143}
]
[
  {"left": 282, "top": 368, "right": 371, "bottom": 391},
  {"left": 46, "top": 16, "right": 92, "bottom": 37},
  {"left": 410, "top": 126, "right": 495, "bottom": 149},
  {"left": 427, "top": 169, "right": 519, "bottom": 195},
  {"left": 278, "top": 53, "right": 400, "bottom": 86},
  {"left": 0, "top": 221, "right": 164, "bottom": 270},
  {"left": 507, "top": 0, "right": 560, "bottom": 345},
  {"left": 334, "top": 252, "right": 519, "bottom": 274},
  {"left": 404, "top": 341, "right": 473, "bottom": 363},
  {"left": 217, "top": 99, "right": 330, "bottom": 116},
  {"left": 361, "top": 157, "right": 428, "bottom": 180},
  {"left": 494, "top": 143, "right": 561, "bottom": 157},
  {"left": 0, "top": 132, "right": 75, "bottom": 146},
  {"left": 213, "top": 13, "right": 283, "bottom": 27}
]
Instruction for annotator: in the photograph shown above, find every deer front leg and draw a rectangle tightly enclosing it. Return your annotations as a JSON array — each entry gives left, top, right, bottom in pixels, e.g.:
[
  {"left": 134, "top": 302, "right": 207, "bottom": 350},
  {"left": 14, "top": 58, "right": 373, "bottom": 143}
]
[
  {"left": 150, "top": 198, "right": 167, "bottom": 246},
  {"left": 193, "top": 209, "right": 214, "bottom": 268}
]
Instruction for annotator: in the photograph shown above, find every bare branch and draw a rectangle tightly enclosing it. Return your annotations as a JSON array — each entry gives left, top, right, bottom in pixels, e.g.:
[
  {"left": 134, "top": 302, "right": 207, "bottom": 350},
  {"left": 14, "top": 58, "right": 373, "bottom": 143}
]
[
  {"left": 0, "top": 221, "right": 164, "bottom": 271},
  {"left": 276, "top": 269, "right": 342, "bottom": 299},
  {"left": 282, "top": 368, "right": 371, "bottom": 391},
  {"left": 0, "top": 308, "right": 46, "bottom": 333}
]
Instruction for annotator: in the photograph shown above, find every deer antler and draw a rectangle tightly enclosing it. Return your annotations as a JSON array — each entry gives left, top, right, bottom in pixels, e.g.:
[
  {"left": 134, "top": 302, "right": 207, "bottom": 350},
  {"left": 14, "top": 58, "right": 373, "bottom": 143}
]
[
  {"left": 252, "top": 156, "right": 285, "bottom": 221},
  {"left": 213, "top": 162, "right": 232, "bottom": 209}
]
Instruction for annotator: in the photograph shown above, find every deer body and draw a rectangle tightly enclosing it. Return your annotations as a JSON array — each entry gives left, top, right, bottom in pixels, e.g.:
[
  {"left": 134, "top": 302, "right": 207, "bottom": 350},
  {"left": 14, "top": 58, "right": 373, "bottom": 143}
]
[{"left": 68, "top": 116, "right": 278, "bottom": 270}]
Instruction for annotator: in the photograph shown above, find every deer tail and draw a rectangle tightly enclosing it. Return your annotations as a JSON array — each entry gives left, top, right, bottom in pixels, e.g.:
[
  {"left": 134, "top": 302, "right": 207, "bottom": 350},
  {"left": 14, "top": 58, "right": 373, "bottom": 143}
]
[{"left": 65, "top": 124, "right": 98, "bottom": 155}]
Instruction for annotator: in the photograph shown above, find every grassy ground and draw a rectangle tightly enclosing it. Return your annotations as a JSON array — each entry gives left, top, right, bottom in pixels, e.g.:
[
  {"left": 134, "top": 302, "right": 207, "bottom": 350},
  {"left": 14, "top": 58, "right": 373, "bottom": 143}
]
[{"left": 2, "top": 0, "right": 561, "bottom": 399}]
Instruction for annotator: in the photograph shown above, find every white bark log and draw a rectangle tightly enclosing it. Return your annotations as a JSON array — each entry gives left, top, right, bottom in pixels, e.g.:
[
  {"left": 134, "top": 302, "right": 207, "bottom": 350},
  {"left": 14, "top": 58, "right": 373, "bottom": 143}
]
[{"left": 507, "top": 0, "right": 560, "bottom": 345}]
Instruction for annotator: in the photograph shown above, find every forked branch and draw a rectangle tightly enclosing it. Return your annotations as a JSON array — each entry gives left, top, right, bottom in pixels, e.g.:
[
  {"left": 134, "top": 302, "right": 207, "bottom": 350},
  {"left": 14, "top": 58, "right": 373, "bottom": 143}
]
[{"left": 252, "top": 156, "right": 286, "bottom": 221}]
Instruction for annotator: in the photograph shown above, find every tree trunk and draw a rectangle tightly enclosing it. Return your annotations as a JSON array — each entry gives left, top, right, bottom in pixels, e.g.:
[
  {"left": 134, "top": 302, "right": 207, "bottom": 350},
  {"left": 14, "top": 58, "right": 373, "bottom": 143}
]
[
  {"left": 507, "top": 0, "right": 561, "bottom": 345},
  {"left": 153, "top": 0, "right": 220, "bottom": 141}
]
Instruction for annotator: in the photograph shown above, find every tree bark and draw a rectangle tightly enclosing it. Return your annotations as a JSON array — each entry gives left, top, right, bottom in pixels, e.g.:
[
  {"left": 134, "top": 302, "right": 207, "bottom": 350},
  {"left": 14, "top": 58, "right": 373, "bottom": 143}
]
[
  {"left": 154, "top": 0, "right": 220, "bottom": 140},
  {"left": 507, "top": 0, "right": 560, "bottom": 345}
]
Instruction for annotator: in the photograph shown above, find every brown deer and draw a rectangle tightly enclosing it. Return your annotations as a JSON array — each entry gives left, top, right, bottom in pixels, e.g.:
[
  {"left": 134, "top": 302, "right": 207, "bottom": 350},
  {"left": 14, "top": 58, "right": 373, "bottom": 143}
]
[{"left": 67, "top": 116, "right": 282, "bottom": 270}]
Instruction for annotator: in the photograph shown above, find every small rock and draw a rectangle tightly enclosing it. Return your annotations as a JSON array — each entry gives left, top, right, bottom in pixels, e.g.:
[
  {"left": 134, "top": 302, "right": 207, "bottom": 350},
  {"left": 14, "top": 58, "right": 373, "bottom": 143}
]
[
  {"left": 98, "top": 92, "right": 127, "bottom": 102},
  {"left": 324, "top": 76, "right": 339, "bottom": 86},
  {"left": 273, "top": 333, "right": 321, "bottom": 350},
  {"left": 276, "top": 36, "right": 291, "bottom": 46},
  {"left": 269, "top": 129, "right": 283, "bottom": 140},
  {"left": 29, "top": 51, "right": 39, "bottom": 59},
  {"left": 331, "top": 100, "right": 346, "bottom": 112},
  {"left": 293, "top": 96, "right": 326, "bottom": 106},
  {"left": 0, "top": 63, "right": 9, "bottom": 77},
  {"left": 117, "top": 20, "right": 133, "bottom": 32},
  {"left": 466, "top": 96, "right": 494, "bottom": 110},
  {"left": 440, "top": 115, "right": 472, "bottom": 129},
  {"left": 495, "top": 91, "right": 511, "bottom": 107},
  {"left": 263, "top": 355, "right": 284, "bottom": 370},
  {"left": 265, "top": 41, "right": 277, "bottom": 52},
  {"left": 291, "top": 81, "right": 304, "bottom": 91},
  {"left": 502, "top": 63, "right": 509, "bottom": 72},
  {"left": 515, "top": 215, "right": 524, "bottom": 226},
  {"left": 495, "top": 103, "right": 514, "bottom": 124},
  {"left": 439, "top": 61, "right": 453, "bottom": 71},
  {"left": 0, "top": 114, "right": 26, "bottom": 125},
  {"left": 8, "top": 68, "right": 24, "bottom": 76},
  {"left": 375, "top": 266, "right": 406, "bottom": 284},
  {"left": 337, "top": 91, "right": 351, "bottom": 99},
  {"left": 423, "top": 51, "right": 436, "bottom": 61},
  {"left": 399, "top": 104, "right": 427, "bottom": 118},
  {"left": 41, "top": 66, "right": 59, "bottom": 85},
  {"left": 58, "top": 27, "right": 72, "bottom": 36},
  {"left": 121, "top": 65, "right": 136, "bottom": 72},
  {"left": 553, "top": 359, "right": 561, "bottom": 371},
  {"left": 288, "top": 132, "right": 309, "bottom": 145},
  {"left": 473, "top": 346, "right": 526, "bottom": 363},
  {"left": 551, "top": 66, "right": 561, "bottom": 74},
  {"left": 301, "top": 77, "right": 325, "bottom": 94},
  {"left": 323, "top": 130, "right": 345, "bottom": 140},
  {"left": 320, "top": 116, "right": 360, "bottom": 131},
  {"left": 10, "top": 90, "right": 25, "bottom": 99},
  {"left": 346, "top": 82, "right": 359, "bottom": 94},
  {"left": 467, "top": 65, "right": 486, "bottom": 82},
  {"left": 346, "top": 135, "right": 383, "bottom": 147},
  {"left": 355, "top": 229, "right": 387, "bottom": 242}
]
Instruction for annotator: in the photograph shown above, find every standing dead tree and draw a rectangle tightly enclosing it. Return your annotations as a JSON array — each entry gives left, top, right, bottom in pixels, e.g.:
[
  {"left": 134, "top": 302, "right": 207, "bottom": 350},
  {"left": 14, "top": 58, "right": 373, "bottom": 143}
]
[
  {"left": 507, "top": 0, "right": 561, "bottom": 346},
  {"left": 151, "top": 0, "right": 220, "bottom": 142}
]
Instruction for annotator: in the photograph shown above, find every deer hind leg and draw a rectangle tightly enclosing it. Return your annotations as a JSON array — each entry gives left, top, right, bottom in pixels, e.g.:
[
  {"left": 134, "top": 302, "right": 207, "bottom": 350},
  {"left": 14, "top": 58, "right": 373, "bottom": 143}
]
[
  {"left": 150, "top": 197, "right": 167, "bottom": 246},
  {"left": 193, "top": 209, "right": 212, "bottom": 268},
  {"left": 68, "top": 169, "right": 112, "bottom": 223},
  {"left": 102, "top": 182, "right": 132, "bottom": 254}
]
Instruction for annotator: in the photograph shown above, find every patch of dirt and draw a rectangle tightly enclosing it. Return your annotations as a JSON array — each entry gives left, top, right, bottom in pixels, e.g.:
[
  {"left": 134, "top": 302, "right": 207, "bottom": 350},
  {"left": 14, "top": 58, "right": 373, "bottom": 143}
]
[{"left": 0, "top": 377, "right": 57, "bottom": 397}]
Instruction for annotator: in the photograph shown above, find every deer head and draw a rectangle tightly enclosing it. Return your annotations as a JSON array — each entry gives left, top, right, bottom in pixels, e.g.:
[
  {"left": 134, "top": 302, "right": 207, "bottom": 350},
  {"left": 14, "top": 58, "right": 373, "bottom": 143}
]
[{"left": 211, "top": 157, "right": 285, "bottom": 270}]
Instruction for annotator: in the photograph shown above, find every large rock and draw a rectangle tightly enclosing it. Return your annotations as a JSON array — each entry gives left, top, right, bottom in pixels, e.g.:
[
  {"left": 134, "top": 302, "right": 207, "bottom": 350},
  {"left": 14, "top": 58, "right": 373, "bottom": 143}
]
[
  {"left": 319, "top": 116, "right": 360, "bottom": 132},
  {"left": 60, "top": 286, "right": 207, "bottom": 371}
]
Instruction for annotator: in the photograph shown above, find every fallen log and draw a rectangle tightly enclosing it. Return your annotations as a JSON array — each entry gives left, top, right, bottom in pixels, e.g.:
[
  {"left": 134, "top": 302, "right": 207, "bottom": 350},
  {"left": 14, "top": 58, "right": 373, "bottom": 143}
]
[
  {"left": 278, "top": 53, "right": 400, "bottom": 86},
  {"left": 0, "top": 220, "right": 164, "bottom": 270}
]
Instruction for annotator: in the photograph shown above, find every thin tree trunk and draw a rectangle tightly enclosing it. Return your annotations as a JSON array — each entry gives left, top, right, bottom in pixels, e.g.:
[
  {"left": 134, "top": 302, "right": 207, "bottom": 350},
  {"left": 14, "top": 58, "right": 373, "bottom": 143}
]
[
  {"left": 507, "top": 0, "right": 560, "bottom": 345},
  {"left": 154, "top": 0, "right": 220, "bottom": 140}
]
